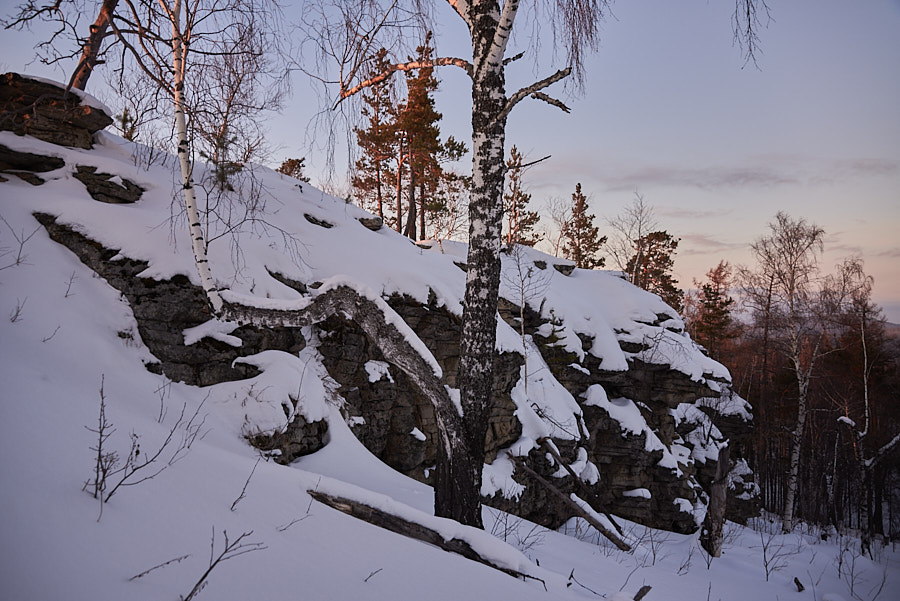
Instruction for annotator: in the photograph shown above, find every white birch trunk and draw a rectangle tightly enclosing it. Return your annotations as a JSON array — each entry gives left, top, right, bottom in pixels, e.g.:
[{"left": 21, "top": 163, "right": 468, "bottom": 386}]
[
  {"left": 782, "top": 335, "right": 816, "bottom": 533},
  {"left": 169, "top": 0, "right": 223, "bottom": 315}
]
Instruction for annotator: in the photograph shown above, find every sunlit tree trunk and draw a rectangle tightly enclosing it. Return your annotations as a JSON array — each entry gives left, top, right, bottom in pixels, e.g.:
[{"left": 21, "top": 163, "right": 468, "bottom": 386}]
[
  {"left": 69, "top": 0, "right": 119, "bottom": 91},
  {"left": 167, "top": 0, "right": 223, "bottom": 315}
]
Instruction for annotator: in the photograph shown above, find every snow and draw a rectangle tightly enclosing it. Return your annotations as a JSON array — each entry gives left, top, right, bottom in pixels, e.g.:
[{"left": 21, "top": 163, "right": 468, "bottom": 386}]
[
  {"left": 21, "top": 73, "right": 115, "bottom": 114},
  {"left": 582, "top": 387, "right": 683, "bottom": 473},
  {"left": 1, "top": 103, "right": 897, "bottom": 601},
  {"left": 623, "top": 488, "right": 652, "bottom": 499},
  {"left": 183, "top": 318, "right": 242, "bottom": 347},
  {"left": 696, "top": 390, "right": 753, "bottom": 421},
  {"left": 837, "top": 415, "right": 857, "bottom": 428},
  {"left": 364, "top": 360, "right": 394, "bottom": 383}
]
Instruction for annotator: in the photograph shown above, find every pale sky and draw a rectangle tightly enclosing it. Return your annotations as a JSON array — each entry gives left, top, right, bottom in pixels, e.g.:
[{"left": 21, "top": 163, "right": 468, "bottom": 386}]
[{"left": 2, "top": 0, "right": 899, "bottom": 320}]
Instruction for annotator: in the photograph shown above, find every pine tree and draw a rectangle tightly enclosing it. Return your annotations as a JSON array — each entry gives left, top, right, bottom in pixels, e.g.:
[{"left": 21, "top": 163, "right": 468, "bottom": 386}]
[
  {"left": 561, "top": 183, "right": 606, "bottom": 269},
  {"left": 352, "top": 48, "right": 397, "bottom": 225},
  {"left": 115, "top": 108, "right": 137, "bottom": 141},
  {"left": 503, "top": 145, "right": 541, "bottom": 247},
  {"left": 277, "top": 157, "right": 310, "bottom": 183},
  {"left": 396, "top": 32, "right": 444, "bottom": 240},
  {"left": 352, "top": 39, "right": 466, "bottom": 238},
  {"left": 626, "top": 230, "right": 683, "bottom": 311},
  {"left": 691, "top": 260, "right": 738, "bottom": 359},
  {"left": 199, "top": 127, "right": 242, "bottom": 192}
]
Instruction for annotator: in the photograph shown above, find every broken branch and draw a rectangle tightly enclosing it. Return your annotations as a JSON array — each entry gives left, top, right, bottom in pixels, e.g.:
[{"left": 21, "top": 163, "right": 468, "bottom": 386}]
[{"left": 509, "top": 454, "right": 630, "bottom": 551}]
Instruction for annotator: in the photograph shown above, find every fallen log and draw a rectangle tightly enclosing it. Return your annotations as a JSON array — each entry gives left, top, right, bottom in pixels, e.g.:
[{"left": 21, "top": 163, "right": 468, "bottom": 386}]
[{"left": 307, "top": 490, "right": 541, "bottom": 584}]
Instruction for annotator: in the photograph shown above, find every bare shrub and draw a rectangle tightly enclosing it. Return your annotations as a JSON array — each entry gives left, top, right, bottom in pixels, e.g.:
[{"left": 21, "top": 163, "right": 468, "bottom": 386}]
[
  {"left": 181, "top": 529, "right": 266, "bottom": 601},
  {"left": 83, "top": 376, "right": 208, "bottom": 520}
]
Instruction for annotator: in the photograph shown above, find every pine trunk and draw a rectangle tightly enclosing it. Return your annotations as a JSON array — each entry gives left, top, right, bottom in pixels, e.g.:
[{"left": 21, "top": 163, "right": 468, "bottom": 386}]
[
  {"left": 375, "top": 162, "right": 384, "bottom": 221},
  {"left": 394, "top": 140, "right": 404, "bottom": 233},
  {"left": 69, "top": 0, "right": 119, "bottom": 91},
  {"left": 404, "top": 163, "right": 416, "bottom": 239},
  {"left": 419, "top": 182, "right": 425, "bottom": 240}
]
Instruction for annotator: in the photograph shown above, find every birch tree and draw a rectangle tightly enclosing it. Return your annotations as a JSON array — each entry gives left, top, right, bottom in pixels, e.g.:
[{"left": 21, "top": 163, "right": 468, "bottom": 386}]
[
  {"left": 3, "top": 0, "right": 120, "bottom": 91},
  {"left": 828, "top": 258, "right": 900, "bottom": 548},
  {"left": 742, "top": 212, "right": 827, "bottom": 532},
  {"left": 9, "top": 0, "right": 774, "bottom": 530},
  {"left": 606, "top": 192, "right": 658, "bottom": 280},
  {"left": 301, "top": 0, "right": 772, "bottom": 528}
]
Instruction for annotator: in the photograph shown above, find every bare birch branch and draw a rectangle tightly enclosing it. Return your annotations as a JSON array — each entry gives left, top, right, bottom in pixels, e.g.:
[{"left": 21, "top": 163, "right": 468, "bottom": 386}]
[
  {"left": 499, "top": 67, "right": 571, "bottom": 122},
  {"left": 336, "top": 56, "right": 473, "bottom": 105},
  {"left": 529, "top": 91, "right": 570, "bottom": 113}
]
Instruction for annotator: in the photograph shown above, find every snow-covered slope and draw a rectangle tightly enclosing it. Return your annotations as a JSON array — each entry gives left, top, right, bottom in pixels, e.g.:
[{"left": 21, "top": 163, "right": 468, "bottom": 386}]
[{"left": 2, "top": 80, "right": 897, "bottom": 600}]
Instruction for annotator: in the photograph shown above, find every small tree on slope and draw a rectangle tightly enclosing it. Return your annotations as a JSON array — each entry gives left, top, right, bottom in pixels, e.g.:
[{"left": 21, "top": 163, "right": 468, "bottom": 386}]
[
  {"left": 503, "top": 146, "right": 541, "bottom": 248},
  {"left": 561, "top": 183, "right": 605, "bottom": 269}
]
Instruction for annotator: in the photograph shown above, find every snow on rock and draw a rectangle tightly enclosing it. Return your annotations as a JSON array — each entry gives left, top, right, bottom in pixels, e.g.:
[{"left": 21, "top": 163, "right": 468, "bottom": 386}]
[
  {"left": 697, "top": 391, "right": 753, "bottom": 421},
  {"left": 583, "top": 386, "right": 679, "bottom": 472},
  {"left": 183, "top": 318, "right": 243, "bottom": 347},
  {"left": 364, "top": 360, "right": 394, "bottom": 383},
  {"left": 481, "top": 453, "right": 525, "bottom": 500}
]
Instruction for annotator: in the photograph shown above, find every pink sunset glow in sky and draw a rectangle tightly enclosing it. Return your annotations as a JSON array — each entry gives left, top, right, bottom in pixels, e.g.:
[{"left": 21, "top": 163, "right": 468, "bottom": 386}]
[{"left": 2, "top": 0, "right": 898, "bottom": 320}]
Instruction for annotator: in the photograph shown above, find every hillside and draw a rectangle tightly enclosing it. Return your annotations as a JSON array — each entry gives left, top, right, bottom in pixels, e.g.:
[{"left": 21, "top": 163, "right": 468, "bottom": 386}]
[{"left": 1, "top": 74, "right": 897, "bottom": 601}]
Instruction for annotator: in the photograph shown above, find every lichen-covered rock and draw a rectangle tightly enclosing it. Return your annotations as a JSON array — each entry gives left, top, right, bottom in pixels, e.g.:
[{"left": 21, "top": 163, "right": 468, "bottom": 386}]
[{"left": 1, "top": 73, "right": 112, "bottom": 149}]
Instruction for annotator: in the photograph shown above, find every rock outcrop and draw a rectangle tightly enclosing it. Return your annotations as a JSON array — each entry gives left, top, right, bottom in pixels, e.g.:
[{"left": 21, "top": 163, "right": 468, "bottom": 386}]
[
  {"left": 8, "top": 71, "right": 759, "bottom": 533},
  {"left": 73, "top": 165, "right": 144, "bottom": 204},
  {"left": 0, "top": 143, "right": 64, "bottom": 184},
  {"left": 1, "top": 73, "right": 113, "bottom": 149}
]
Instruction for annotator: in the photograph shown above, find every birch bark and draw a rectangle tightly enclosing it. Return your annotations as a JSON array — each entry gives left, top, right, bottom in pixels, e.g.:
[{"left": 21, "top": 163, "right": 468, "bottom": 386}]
[{"left": 167, "top": 0, "right": 224, "bottom": 315}]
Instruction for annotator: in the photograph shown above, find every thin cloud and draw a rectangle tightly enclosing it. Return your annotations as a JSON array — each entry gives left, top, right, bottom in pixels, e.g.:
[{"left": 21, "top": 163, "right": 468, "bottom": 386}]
[
  {"left": 827, "top": 243, "right": 865, "bottom": 255},
  {"left": 599, "top": 165, "right": 797, "bottom": 192},
  {"left": 679, "top": 233, "right": 746, "bottom": 255},
  {"left": 876, "top": 247, "right": 900, "bottom": 258},
  {"left": 810, "top": 158, "right": 900, "bottom": 185},
  {"left": 656, "top": 207, "right": 734, "bottom": 220},
  {"left": 592, "top": 157, "right": 900, "bottom": 193}
]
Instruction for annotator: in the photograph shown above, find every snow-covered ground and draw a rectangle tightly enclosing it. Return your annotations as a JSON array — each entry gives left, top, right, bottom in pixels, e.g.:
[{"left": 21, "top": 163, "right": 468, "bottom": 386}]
[{"left": 1, "top": 124, "right": 898, "bottom": 600}]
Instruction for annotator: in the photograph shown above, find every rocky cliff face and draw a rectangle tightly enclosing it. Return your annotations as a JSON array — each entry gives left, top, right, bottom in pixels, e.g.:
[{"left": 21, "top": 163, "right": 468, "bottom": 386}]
[{"left": 3, "top": 73, "right": 759, "bottom": 533}]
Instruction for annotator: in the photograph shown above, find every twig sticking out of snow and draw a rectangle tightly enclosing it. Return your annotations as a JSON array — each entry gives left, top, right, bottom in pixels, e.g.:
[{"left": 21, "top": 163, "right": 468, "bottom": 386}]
[
  {"left": 230, "top": 456, "right": 262, "bottom": 511},
  {"left": 181, "top": 529, "right": 266, "bottom": 601}
]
